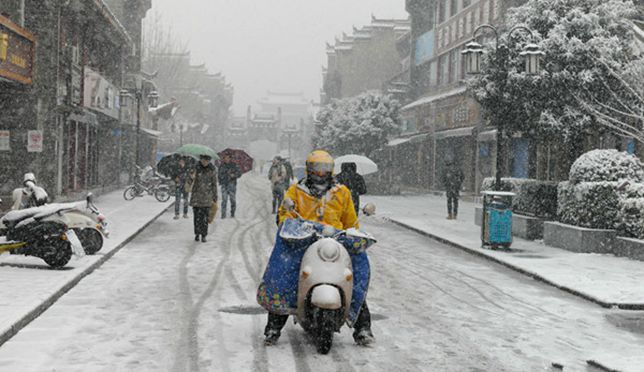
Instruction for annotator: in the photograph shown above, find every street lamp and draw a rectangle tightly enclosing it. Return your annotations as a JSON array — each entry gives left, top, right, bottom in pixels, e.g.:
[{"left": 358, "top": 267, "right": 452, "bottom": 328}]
[
  {"left": 461, "top": 24, "right": 544, "bottom": 190},
  {"left": 120, "top": 86, "right": 159, "bottom": 174}
]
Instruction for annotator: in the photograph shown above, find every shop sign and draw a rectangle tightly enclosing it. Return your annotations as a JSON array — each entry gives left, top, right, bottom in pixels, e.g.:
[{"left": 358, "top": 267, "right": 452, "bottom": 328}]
[
  {"left": 27, "top": 130, "right": 43, "bottom": 152},
  {"left": 0, "top": 130, "right": 10, "bottom": 151},
  {"left": 0, "top": 15, "right": 35, "bottom": 85}
]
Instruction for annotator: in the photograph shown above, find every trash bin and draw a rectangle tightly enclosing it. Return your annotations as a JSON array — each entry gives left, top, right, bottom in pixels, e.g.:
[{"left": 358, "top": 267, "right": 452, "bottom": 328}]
[{"left": 481, "top": 191, "right": 516, "bottom": 249}]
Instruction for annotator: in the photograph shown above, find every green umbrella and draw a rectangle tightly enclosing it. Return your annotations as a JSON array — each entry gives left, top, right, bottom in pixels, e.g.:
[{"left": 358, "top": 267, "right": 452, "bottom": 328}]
[{"left": 175, "top": 144, "right": 219, "bottom": 160}]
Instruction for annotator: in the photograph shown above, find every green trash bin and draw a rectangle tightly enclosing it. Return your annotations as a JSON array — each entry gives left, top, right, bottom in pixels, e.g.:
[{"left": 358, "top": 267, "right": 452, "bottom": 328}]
[{"left": 481, "top": 191, "right": 515, "bottom": 249}]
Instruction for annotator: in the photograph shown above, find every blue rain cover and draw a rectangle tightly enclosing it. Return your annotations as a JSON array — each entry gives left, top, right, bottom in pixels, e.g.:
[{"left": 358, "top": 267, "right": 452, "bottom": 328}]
[{"left": 257, "top": 219, "right": 371, "bottom": 325}]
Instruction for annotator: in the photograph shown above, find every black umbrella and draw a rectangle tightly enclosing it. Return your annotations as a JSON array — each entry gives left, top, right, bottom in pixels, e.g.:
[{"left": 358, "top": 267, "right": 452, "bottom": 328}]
[{"left": 157, "top": 153, "right": 196, "bottom": 177}]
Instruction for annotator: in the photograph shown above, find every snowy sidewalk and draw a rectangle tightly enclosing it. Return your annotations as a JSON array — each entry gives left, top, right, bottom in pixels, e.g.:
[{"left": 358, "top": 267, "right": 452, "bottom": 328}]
[
  {"left": 0, "top": 189, "right": 172, "bottom": 346},
  {"left": 364, "top": 193, "right": 644, "bottom": 309}
]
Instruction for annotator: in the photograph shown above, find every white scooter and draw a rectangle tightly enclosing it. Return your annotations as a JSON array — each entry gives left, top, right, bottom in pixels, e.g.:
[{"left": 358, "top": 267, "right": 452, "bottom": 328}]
[
  {"left": 12, "top": 176, "right": 108, "bottom": 255},
  {"left": 280, "top": 204, "right": 376, "bottom": 354},
  {"left": 0, "top": 200, "right": 85, "bottom": 268}
]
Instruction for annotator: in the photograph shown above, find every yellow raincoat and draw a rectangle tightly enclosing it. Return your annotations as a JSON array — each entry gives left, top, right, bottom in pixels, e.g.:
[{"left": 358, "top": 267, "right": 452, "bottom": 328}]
[{"left": 278, "top": 181, "right": 359, "bottom": 230}]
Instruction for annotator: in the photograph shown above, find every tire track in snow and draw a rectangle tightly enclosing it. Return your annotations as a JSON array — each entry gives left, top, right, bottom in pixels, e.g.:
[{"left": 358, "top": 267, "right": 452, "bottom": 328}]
[{"left": 172, "top": 240, "right": 200, "bottom": 371}]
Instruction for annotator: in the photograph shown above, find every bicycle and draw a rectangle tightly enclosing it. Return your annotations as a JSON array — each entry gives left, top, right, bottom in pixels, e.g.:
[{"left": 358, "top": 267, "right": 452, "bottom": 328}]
[{"left": 123, "top": 166, "right": 172, "bottom": 202}]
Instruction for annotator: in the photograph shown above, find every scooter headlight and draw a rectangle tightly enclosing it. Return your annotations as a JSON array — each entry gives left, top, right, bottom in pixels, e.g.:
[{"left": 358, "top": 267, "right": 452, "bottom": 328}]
[{"left": 318, "top": 243, "right": 340, "bottom": 262}]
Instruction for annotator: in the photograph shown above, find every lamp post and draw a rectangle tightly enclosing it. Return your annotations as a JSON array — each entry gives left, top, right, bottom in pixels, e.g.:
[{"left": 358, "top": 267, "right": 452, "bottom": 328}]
[
  {"left": 120, "top": 86, "right": 159, "bottom": 177},
  {"left": 462, "top": 24, "right": 544, "bottom": 191}
]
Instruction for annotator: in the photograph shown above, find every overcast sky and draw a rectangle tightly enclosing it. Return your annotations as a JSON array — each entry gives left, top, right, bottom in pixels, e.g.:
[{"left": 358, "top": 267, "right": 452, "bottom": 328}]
[{"left": 148, "top": 0, "right": 408, "bottom": 115}]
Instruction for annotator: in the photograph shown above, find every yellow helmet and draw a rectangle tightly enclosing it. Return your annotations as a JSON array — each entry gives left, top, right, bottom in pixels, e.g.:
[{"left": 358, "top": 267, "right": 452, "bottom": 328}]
[{"left": 306, "top": 150, "right": 334, "bottom": 182}]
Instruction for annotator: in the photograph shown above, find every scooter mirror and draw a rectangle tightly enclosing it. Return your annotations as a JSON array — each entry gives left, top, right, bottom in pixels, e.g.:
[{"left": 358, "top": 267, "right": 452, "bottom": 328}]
[
  {"left": 86, "top": 193, "right": 95, "bottom": 207},
  {"left": 362, "top": 203, "right": 376, "bottom": 216},
  {"left": 282, "top": 198, "right": 295, "bottom": 212}
]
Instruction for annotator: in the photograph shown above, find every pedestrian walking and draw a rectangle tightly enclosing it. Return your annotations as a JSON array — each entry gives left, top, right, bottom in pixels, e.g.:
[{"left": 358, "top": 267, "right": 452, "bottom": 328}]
[
  {"left": 173, "top": 158, "right": 190, "bottom": 220},
  {"left": 440, "top": 160, "right": 464, "bottom": 220},
  {"left": 218, "top": 153, "right": 241, "bottom": 219},
  {"left": 336, "top": 162, "right": 367, "bottom": 215},
  {"left": 189, "top": 155, "right": 218, "bottom": 242},
  {"left": 268, "top": 156, "right": 289, "bottom": 214}
]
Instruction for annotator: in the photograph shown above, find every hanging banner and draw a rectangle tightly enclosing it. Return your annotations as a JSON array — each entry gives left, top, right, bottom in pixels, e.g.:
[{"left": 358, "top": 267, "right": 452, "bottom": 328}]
[
  {"left": 0, "top": 130, "right": 9, "bottom": 151},
  {"left": 27, "top": 130, "right": 43, "bottom": 152}
]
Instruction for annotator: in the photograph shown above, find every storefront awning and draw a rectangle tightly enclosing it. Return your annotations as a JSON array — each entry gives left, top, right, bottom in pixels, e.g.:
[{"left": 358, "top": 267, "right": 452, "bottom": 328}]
[
  {"left": 140, "top": 127, "right": 163, "bottom": 139},
  {"left": 402, "top": 86, "right": 468, "bottom": 111},
  {"left": 69, "top": 111, "right": 99, "bottom": 126},
  {"left": 477, "top": 129, "right": 497, "bottom": 142},
  {"left": 386, "top": 133, "right": 430, "bottom": 147},
  {"left": 434, "top": 126, "right": 475, "bottom": 140}
]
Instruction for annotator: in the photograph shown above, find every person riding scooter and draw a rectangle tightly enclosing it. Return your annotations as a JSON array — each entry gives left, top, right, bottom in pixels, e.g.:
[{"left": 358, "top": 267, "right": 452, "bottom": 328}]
[{"left": 257, "top": 150, "right": 375, "bottom": 347}]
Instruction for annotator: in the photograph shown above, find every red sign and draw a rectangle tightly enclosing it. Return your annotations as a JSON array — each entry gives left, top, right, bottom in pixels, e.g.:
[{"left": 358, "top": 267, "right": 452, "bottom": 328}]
[{"left": 0, "top": 15, "right": 35, "bottom": 85}]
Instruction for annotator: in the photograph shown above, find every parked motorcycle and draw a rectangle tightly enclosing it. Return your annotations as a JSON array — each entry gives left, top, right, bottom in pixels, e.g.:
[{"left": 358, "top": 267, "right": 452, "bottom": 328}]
[
  {"left": 0, "top": 200, "right": 85, "bottom": 268},
  {"left": 279, "top": 217, "right": 376, "bottom": 354},
  {"left": 123, "top": 166, "right": 172, "bottom": 202}
]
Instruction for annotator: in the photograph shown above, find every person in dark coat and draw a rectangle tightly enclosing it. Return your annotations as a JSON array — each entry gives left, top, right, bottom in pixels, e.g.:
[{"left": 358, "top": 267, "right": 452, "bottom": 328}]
[
  {"left": 440, "top": 160, "right": 464, "bottom": 220},
  {"left": 268, "top": 156, "right": 289, "bottom": 214},
  {"left": 189, "top": 155, "right": 218, "bottom": 242},
  {"left": 336, "top": 162, "right": 367, "bottom": 215},
  {"left": 218, "top": 154, "right": 241, "bottom": 219},
  {"left": 173, "top": 158, "right": 191, "bottom": 220}
]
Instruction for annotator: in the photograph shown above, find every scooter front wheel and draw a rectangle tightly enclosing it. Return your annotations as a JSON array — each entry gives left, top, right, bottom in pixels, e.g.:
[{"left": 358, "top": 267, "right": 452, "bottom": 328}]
[
  {"left": 76, "top": 228, "right": 104, "bottom": 255},
  {"left": 315, "top": 309, "right": 336, "bottom": 354}
]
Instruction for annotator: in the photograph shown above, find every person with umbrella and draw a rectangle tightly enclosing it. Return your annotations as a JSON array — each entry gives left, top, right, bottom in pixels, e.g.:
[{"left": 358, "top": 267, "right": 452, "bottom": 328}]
[
  {"left": 218, "top": 153, "right": 241, "bottom": 219},
  {"left": 336, "top": 162, "right": 367, "bottom": 215},
  {"left": 188, "top": 155, "right": 218, "bottom": 242},
  {"left": 173, "top": 157, "right": 191, "bottom": 220}
]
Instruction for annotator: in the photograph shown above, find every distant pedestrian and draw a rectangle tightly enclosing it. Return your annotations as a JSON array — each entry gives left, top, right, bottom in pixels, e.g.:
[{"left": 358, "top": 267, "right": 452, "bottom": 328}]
[
  {"left": 189, "top": 155, "right": 218, "bottom": 242},
  {"left": 336, "top": 162, "right": 367, "bottom": 215},
  {"left": 173, "top": 158, "right": 190, "bottom": 220},
  {"left": 218, "top": 154, "right": 241, "bottom": 218},
  {"left": 440, "top": 160, "right": 464, "bottom": 220},
  {"left": 268, "top": 156, "right": 289, "bottom": 214}
]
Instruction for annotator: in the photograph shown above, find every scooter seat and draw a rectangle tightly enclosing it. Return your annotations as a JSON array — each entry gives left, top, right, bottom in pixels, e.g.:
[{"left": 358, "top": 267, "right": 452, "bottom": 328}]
[{"left": 1, "top": 203, "right": 79, "bottom": 227}]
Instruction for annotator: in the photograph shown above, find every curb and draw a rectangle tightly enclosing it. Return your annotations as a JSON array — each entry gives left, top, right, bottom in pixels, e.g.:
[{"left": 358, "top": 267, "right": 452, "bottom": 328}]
[
  {"left": 587, "top": 360, "right": 622, "bottom": 372},
  {"left": 0, "top": 205, "right": 171, "bottom": 347},
  {"left": 384, "top": 217, "right": 644, "bottom": 311}
]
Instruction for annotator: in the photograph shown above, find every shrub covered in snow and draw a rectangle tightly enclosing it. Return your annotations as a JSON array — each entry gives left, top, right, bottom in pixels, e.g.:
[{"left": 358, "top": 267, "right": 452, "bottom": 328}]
[
  {"left": 568, "top": 149, "right": 644, "bottom": 184},
  {"left": 618, "top": 198, "right": 644, "bottom": 239},
  {"left": 481, "top": 177, "right": 558, "bottom": 218},
  {"left": 557, "top": 181, "right": 621, "bottom": 230}
]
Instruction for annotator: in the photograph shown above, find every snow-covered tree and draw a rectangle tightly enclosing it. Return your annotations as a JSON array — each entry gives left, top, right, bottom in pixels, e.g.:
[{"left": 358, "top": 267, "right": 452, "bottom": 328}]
[
  {"left": 313, "top": 93, "right": 402, "bottom": 157},
  {"left": 467, "top": 0, "right": 640, "bottom": 144}
]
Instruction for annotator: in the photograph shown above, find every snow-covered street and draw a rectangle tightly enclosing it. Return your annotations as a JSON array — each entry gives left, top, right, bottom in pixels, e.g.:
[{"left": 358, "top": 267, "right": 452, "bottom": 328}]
[{"left": 0, "top": 176, "right": 643, "bottom": 372}]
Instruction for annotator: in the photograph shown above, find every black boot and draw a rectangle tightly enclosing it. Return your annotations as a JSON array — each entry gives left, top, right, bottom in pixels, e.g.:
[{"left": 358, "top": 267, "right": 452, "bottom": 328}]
[
  {"left": 195, "top": 235, "right": 200, "bottom": 242},
  {"left": 353, "top": 302, "right": 374, "bottom": 346},
  {"left": 264, "top": 313, "right": 288, "bottom": 346},
  {"left": 201, "top": 235, "right": 207, "bottom": 243}
]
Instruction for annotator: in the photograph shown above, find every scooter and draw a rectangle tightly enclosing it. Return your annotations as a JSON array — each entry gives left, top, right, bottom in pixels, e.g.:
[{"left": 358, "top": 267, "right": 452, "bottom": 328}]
[
  {"left": 279, "top": 216, "right": 376, "bottom": 354},
  {"left": 0, "top": 200, "right": 85, "bottom": 268}
]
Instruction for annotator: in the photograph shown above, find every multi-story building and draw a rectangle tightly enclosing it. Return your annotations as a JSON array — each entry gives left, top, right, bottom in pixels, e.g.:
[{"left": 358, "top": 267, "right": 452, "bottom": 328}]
[
  {"left": 321, "top": 16, "right": 411, "bottom": 104},
  {"left": 386, "top": 0, "right": 522, "bottom": 193},
  {"left": 144, "top": 52, "right": 233, "bottom": 153},
  {"left": 0, "top": 0, "right": 153, "bottom": 201}
]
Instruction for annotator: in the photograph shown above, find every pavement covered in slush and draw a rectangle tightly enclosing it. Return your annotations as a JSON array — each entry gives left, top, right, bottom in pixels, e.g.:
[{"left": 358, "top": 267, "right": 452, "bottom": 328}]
[{"left": 0, "top": 176, "right": 643, "bottom": 371}]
